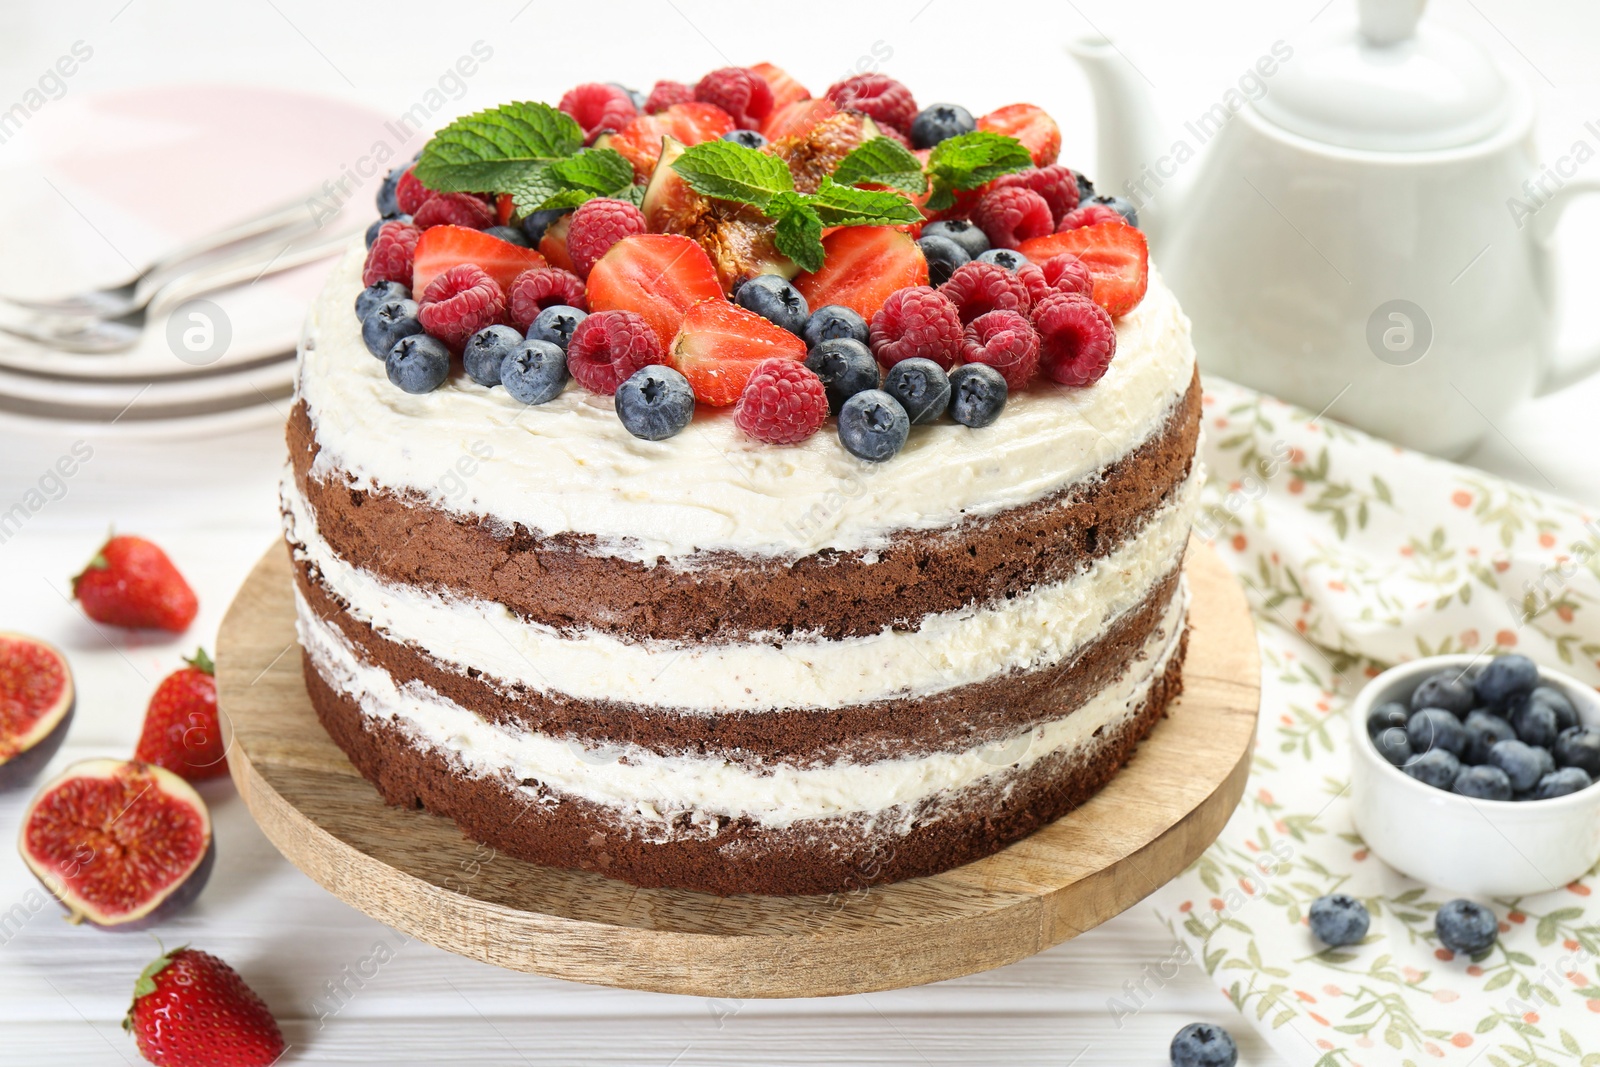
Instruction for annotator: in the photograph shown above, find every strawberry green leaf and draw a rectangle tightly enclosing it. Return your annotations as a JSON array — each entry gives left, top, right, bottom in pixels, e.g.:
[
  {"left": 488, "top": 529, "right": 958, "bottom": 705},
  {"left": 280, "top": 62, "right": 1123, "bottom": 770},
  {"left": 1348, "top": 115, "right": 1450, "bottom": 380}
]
[
  {"left": 414, "top": 101, "right": 584, "bottom": 193},
  {"left": 832, "top": 137, "right": 927, "bottom": 194},
  {"left": 924, "top": 130, "right": 1032, "bottom": 210},
  {"left": 807, "top": 178, "right": 923, "bottom": 227},
  {"left": 769, "top": 193, "right": 825, "bottom": 273},
  {"left": 671, "top": 140, "right": 794, "bottom": 208}
]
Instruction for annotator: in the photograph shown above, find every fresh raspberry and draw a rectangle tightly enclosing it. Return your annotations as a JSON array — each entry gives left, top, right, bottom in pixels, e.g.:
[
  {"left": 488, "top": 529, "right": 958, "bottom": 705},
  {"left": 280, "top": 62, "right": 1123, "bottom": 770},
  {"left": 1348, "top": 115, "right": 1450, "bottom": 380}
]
[
  {"left": 362, "top": 219, "right": 422, "bottom": 287},
  {"left": 875, "top": 123, "right": 912, "bottom": 148},
  {"left": 734, "top": 358, "right": 829, "bottom": 445},
  {"left": 1015, "top": 262, "right": 1054, "bottom": 307},
  {"left": 566, "top": 197, "right": 649, "bottom": 278},
  {"left": 645, "top": 79, "right": 696, "bottom": 114},
  {"left": 567, "top": 309, "right": 665, "bottom": 395},
  {"left": 991, "top": 165, "right": 1080, "bottom": 224},
  {"left": 868, "top": 285, "right": 963, "bottom": 370},
  {"left": 972, "top": 186, "right": 1054, "bottom": 250},
  {"left": 694, "top": 67, "right": 774, "bottom": 130},
  {"left": 395, "top": 167, "right": 435, "bottom": 215},
  {"left": 825, "top": 73, "right": 918, "bottom": 134},
  {"left": 559, "top": 82, "right": 638, "bottom": 135},
  {"left": 1033, "top": 292, "right": 1116, "bottom": 387},
  {"left": 418, "top": 264, "right": 506, "bottom": 352},
  {"left": 1058, "top": 203, "right": 1125, "bottom": 231},
  {"left": 411, "top": 192, "right": 495, "bottom": 230},
  {"left": 508, "top": 267, "right": 587, "bottom": 328},
  {"left": 1038, "top": 254, "right": 1094, "bottom": 298},
  {"left": 940, "top": 261, "right": 1031, "bottom": 323},
  {"left": 963, "top": 310, "right": 1040, "bottom": 390}
]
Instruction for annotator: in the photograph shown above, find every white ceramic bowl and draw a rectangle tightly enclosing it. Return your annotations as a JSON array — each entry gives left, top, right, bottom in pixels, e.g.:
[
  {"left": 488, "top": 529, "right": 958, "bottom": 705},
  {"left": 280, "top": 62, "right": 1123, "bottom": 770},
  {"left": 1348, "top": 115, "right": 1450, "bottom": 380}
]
[{"left": 1348, "top": 654, "right": 1600, "bottom": 895}]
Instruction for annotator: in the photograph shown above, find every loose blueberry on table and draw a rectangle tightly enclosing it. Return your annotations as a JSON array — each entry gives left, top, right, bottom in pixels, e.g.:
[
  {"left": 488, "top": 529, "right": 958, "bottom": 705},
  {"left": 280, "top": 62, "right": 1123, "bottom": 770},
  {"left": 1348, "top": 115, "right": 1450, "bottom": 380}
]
[
  {"left": 1170, "top": 1022, "right": 1239, "bottom": 1067},
  {"left": 1309, "top": 893, "right": 1371, "bottom": 947}
]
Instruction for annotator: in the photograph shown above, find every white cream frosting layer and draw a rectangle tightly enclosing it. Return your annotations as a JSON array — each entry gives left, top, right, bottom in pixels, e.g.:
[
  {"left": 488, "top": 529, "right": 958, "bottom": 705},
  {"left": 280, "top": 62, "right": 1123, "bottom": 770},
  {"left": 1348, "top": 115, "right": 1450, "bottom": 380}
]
[
  {"left": 297, "top": 580, "right": 1186, "bottom": 830},
  {"left": 298, "top": 243, "right": 1196, "bottom": 564},
  {"left": 284, "top": 467, "right": 1200, "bottom": 712}
]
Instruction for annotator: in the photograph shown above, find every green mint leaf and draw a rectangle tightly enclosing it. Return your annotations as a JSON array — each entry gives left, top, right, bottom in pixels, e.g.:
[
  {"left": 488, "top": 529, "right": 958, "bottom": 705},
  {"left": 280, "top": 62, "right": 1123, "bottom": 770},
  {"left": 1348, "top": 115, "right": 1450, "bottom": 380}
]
[
  {"left": 770, "top": 198, "right": 825, "bottom": 274},
  {"left": 926, "top": 131, "right": 1034, "bottom": 190},
  {"left": 547, "top": 149, "right": 636, "bottom": 195},
  {"left": 414, "top": 101, "right": 583, "bottom": 193},
  {"left": 832, "top": 137, "right": 927, "bottom": 194},
  {"left": 506, "top": 149, "right": 640, "bottom": 214},
  {"left": 806, "top": 178, "right": 923, "bottom": 227},
  {"left": 671, "top": 140, "right": 793, "bottom": 208}
]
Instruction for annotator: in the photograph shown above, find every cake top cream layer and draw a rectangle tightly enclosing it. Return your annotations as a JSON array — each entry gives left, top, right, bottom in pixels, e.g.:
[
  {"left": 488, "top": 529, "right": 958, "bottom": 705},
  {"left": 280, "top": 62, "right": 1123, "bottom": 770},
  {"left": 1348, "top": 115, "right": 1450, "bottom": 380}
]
[{"left": 299, "top": 243, "right": 1196, "bottom": 563}]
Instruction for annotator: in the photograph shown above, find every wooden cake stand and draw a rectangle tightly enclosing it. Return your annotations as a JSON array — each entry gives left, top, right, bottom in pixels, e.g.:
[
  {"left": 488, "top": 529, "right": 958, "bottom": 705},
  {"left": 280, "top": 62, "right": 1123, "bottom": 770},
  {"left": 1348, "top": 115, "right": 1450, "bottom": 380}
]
[{"left": 217, "top": 538, "right": 1259, "bottom": 998}]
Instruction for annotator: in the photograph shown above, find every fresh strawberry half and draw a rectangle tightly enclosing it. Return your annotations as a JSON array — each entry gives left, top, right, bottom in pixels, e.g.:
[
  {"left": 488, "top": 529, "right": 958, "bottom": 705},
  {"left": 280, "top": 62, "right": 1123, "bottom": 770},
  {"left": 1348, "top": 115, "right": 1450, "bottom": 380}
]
[
  {"left": 1018, "top": 220, "right": 1148, "bottom": 318},
  {"left": 125, "top": 946, "right": 284, "bottom": 1067},
  {"left": 72, "top": 535, "right": 197, "bottom": 633},
  {"left": 586, "top": 234, "right": 725, "bottom": 349},
  {"left": 761, "top": 97, "right": 837, "bottom": 142},
  {"left": 610, "top": 102, "right": 736, "bottom": 181},
  {"left": 749, "top": 62, "right": 811, "bottom": 111},
  {"left": 671, "top": 301, "right": 807, "bottom": 406},
  {"left": 793, "top": 226, "right": 929, "bottom": 323},
  {"left": 135, "top": 649, "right": 226, "bottom": 781},
  {"left": 978, "top": 103, "right": 1062, "bottom": 166},
  {"left": 412, "top": 224, "right": 548, "bottom": 296}
]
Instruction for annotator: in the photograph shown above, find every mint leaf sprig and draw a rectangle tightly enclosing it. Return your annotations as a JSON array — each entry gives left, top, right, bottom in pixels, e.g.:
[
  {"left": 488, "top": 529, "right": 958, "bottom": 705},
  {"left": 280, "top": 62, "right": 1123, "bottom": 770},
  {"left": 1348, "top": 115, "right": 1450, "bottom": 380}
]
[
  {"left": 670, "top": 140, "right": 920, "bottom": 272},
  {"left": 831, "top": 131, "right": 1033, "bottom": 211},
  {"left": 412, "top": 101, "right": 640, "bottom": 214}
]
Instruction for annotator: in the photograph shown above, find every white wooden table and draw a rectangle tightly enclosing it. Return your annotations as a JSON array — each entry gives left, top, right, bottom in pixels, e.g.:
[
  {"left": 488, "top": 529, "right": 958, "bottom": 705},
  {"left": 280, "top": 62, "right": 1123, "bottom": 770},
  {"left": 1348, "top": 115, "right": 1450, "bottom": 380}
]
[{"left": 3, "top": 1, "right": 1598, "bottom": 1063}]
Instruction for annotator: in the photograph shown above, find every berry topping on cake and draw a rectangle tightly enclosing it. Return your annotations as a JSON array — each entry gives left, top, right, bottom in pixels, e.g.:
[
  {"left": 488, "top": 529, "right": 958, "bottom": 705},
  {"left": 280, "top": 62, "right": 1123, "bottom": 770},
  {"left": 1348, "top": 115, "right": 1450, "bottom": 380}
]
[
  {"left": 567, "top": 197, "right": 650, "bottom": 278},
  {"left": 617, "top": 365, "right": 697, "bottom": 441},
  {"left": 869, "top": 285, "right": 963, "bottom": 370},
  {"left": 734, "top": 358, "right": 829, "bottom": 444},
  {"left": 356, "top": 280, "right": 410, "bottom": 323},
  {"left": 508, "top": 267, "right": 587, "bottom": 328},
  {"left": 538, "top": 213, "right": 577, "bottom": 272},
  {"left": 948, "top": 363, "right": 1008, "bottom": 427},
  {"left": 804, "top": 338, "right": 879, "bottom": 414},
  {"left": 940, "top": 260, "right": 1032, "bottom": 323},
  {"left": 991, "top": 165, "right": 1081, "bottom": 224},
  {"left": 411, "top": 192, "right": 495, "bottom": 231},
  {"left": 749, "top": 63, "right": 811, "bottom": 111},
  {"left": 793, "top": 227, "right": 928, "bottom": 322},
  {"left": 962, "top": 309, "right": 1040, "bottom": 389},
  {"left": 386, "top": 334, "right": 451, "bottom": 394},
  {"left": 418, "top": 264, "right": 506, "bottom": 352},
  {"left": 670, "top": 300, "right": 807, "bottom": 406},
  {"left": 463, "top": 324, "right": 523, "bottom": 387},
  {"left": 695, "top": 67, "right": 774, "bottom": 130},
  {"left": 361, "top": 298, "right": 422, "bottom": 359},
  {"left": 558, "top": 82, "right": 638, "bottom": 136},
  {"left": 500, "top": 339, "right": 570, "bottom": 405},
  {"left": 1057, "top": 202, "right": 1126, "bottom": 231},
  {"left": 723, "top": 128, "right": 768, "bottom": 150},
  {"left": 882, "top": 357, "right": 951, "bottom": 425},
  {"left": 802, "top": 304, "right": 870, "bottom": 349},
  {"left": 611, "top": 103, "right": 739, "bottom": 180},
  {"left": 976, "top": 248, "right": 1029, "bottom": 271},
  {"left": 735, "top": 273, "right": 809, "bottom": 336},
  {"left": 825, "top": 73, "right": 918, "bottom": 135},
  {"left": 645, "top": 79, "right": 695, "bottom": 113},
  {"left": 921, "top": 219, "right": 990, "bottom": 259},
  {"left": 1036, "top": 253, "right": 1094, "bottom": 298},
  {"left": 394, "top": 167, "right": 435, "bottom": 215},
  {"left": 482, "top": 224, "right": 529, "bottom": 247},
  {"left": 411, "top": 225, "right": 548, "bottom": 296},
  {"left": 527, "top": 304, "right": 588, "bottom": 352},
  {"left": 761, "top": 97, "right": 838, "bottom": 142},
  {"left": 916, "top": 234, "right": 970, "bottom": 287},
  {"left": 838, "top": 389, "right": 910, "bottom": 461},
  {"left": 768, "top": 111, "right": 872, "bottom": 193},
  {"left": 586, "top": 233, "right": 725, "bottom": 348},
  {"left": 910, "top": 103, "right": 976, "bottom": 150},
  {"left": 977, "top": 103, "right": 1061, "bottom": 166},
  {"left": 1013, "top": 262, "right": 1054, "bottom": 306},
  {"left": 362, "top": 219, "right": 421, "bottom": 288},
  {"left": 72, "top": 535, "right": 198, "bottom": 634},
  {"left": 971, "top": 186, "right": 1055, "bottom": 250},
  {"left": 1019, "top": 220, "right": 1149, "bottom": 318},
  {"left": 567, "top": 309, "right": 666, "bottom": 396},
  {"left": 1033, "top": 291, "right": 1116, "bottom": 387}
]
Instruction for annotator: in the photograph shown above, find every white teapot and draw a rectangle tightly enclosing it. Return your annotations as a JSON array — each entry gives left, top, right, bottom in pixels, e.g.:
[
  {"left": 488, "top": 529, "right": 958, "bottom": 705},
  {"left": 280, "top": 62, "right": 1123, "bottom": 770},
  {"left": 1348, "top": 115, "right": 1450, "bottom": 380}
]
[{"left": 1070, "top": 0, "right": 1600, "bottom": 457}]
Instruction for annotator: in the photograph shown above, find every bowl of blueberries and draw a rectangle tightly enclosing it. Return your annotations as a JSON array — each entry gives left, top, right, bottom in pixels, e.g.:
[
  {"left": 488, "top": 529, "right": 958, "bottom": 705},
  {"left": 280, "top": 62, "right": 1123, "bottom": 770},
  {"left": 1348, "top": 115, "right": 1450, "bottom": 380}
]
[{"left": 1349, "top": 652, "right": 1600, "bottom": 895}]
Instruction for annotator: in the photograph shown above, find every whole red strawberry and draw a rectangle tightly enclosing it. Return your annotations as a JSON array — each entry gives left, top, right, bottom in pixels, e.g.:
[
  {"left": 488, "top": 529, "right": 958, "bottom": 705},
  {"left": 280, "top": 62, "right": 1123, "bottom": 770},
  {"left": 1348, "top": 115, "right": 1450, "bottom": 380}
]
[
  {"left": 125, "top": 947, "right": 284, "bottom": 1067},
  {"left": 73, "top": 535, "right": 198, "bottom": 633},
  {"left": 135, "top": 649, "right": 226, "bottom": 781}
]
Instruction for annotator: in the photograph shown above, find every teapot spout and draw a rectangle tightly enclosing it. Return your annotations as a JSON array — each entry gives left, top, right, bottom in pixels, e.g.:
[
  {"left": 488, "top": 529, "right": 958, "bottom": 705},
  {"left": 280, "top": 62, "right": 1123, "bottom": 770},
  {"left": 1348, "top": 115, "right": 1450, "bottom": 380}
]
[{"left": 1067, "top": 35, "right": 1176, "bottom": 246}]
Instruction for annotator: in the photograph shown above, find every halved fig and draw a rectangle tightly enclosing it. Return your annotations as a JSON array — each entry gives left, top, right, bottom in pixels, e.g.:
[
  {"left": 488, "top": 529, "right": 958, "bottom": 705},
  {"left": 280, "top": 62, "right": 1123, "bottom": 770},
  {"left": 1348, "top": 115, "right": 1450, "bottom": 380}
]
[
  {"left": 19, "top": 758, "right": 214, "bottom": 929},
  {"left": 0, "top": 632, "right": 75, "bottom": 790}
]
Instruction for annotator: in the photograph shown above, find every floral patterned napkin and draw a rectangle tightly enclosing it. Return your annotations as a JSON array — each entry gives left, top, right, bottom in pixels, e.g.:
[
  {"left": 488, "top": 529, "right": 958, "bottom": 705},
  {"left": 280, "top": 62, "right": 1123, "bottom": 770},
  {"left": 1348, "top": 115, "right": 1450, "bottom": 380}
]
[{"left": 1146, "top": 378, "right": 1600, "bottom": 1067}]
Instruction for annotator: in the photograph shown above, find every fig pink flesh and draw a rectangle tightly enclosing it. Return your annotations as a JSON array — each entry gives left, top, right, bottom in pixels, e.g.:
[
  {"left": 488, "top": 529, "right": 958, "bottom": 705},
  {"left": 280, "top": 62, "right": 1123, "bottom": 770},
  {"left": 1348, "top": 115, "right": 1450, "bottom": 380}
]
[{"left": 0, "top": 633, "right": 74, "bottom": 766}]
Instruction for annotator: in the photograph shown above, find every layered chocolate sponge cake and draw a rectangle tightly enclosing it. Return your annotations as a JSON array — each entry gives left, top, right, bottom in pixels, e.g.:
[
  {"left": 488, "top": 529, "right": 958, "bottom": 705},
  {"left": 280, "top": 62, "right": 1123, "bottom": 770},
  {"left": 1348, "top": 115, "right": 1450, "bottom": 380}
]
[{"left": 285, "top": 68, "right": 1201, "bottom": 895}]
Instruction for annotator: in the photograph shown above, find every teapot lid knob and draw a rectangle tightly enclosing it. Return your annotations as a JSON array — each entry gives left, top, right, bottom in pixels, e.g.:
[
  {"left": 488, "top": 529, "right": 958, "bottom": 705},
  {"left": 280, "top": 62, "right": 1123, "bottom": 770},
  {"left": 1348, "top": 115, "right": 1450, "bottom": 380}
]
[{"left": 1357, "top": 0, "right": 1426, "bottom": 46}]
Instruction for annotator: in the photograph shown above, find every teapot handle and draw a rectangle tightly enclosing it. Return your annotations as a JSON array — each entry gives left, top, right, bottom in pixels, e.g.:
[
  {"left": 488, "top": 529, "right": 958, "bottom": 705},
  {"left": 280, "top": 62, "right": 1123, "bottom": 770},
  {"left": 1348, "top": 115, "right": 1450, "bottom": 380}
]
[{"left": 1532, "top": 177, "right": 1600, "bottom": 397}]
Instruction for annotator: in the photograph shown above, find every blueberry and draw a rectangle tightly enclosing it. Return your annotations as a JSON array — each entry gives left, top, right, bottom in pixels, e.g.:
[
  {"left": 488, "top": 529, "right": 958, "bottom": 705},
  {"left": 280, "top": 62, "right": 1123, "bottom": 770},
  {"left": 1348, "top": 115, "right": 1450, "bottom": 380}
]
[
  {"left": 882, "top": 358, "right": 952, "bottom": 426},
  {"left": 1088, "top": 193, "right": 1139, "bottom": 228},
  {"left": 528, "top": 305, "right": 588, "bottom": 352},
  {"left": 1373, "top": 726, "right": 1413, "bottom": 767},
  {"left": 1533, "top": 766, "right": 1593, "bottom": 799},
  {"left": 1169, "top": 1022, "right": 1238, "bottom": 1067},
  {"left": 356, "top": 281, "right": 409, "bottom": 323},
  {"left": 1510, "top": 697, "right": 1561, "bottom": 749},
  {"left": 1474, "top": 654, "right": 1539, "bottom": 711},
  {"left": 1453, "top": 764, "right": 1513, "bottom": 800},
  {"left": 1411, "top": 671, "right": 1475, "bottom": 716},
  {"left": 1405, "top": 748, "right": 1461, "bottom": 789},
  {"left": 722, "top": 128, "right": 768, "bottom": 149},
  {"left": 1075, "top": 172, "right": 1096, "bottom": 203},
  {"left": 735, "top": 274, "right": 809, "bottom": 335},
  {"left": 498, "top": 340, "right": 569, "bottom": 405},
  {"left": 366, "top": 213, "right": 413, "bottom": 248},
  {"left": 1488, "top": 739, "right": 1554, "bottom": 793},
  {"left": 976, "top": 248, "right": 1029, "bottom": 271},
  {"left": 917, "top": 234, "right": 970, "bottom": 287},
  {"left": 921, "top": 219, "right": 990, "bottom": 259},
  {"left": 483, "top": 224, "right": 531, "bottom": 247},
  {"left": 838, "top": 389, "right": 910, "bottom": 462},
  {"left": 609, "top": 82, "right": 646, "bottom": 111},
  {"left": 462, "top": 324, "right": 523, "bottom": 387},
  {"left": 805, "top": 339, "right": 879, "bottom": 415},
  {"left": 1406, "top": 708, "right": 1467, "bottom": 758},
  {"left": 1435, "top": 899, "right": 1498, "bottom": 954},
  {"left": 521, "top": 207, "right": 570, "bottom": 246},
  {"left": 361, "top": 299, "right": 423, "bottom": 359},
  {"left": 376, "top": 162, "right": 406, "bottom": 217},
  {"left": 1554, "top": 726, "right": 1600, "bottom": 776},
  {"left": 1366, "top": 701, "right": 1409, "bottom": 738},
  {"left": 1309, "top": 894, "right": 1370, "bottom": 947},
  {"left": 385, "top": 334, "right": 450, "bottom": 393},
  {"left": 909, "top": 103, "right": 976, "bottom": 149},
  {"left": 948, "top": 363, "right": 1008, "bottom": 427},
  {"left": 615, "top": 365, "right": 694, "bottom": 440},
  {"left": 1523, "top": 686, "right": 1579, "bottom": 731},
  {"left": 1462, "top": 709, "right": 1516, "bottom": 765},
  {"left": 802, "top": 304, "right": 869, "bottom": 349}
]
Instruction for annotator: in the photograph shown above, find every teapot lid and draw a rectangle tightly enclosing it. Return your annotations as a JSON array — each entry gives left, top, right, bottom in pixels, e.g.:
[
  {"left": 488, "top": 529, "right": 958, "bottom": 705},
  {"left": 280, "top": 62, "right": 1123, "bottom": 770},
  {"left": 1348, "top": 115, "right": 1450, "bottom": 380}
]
[{"left": 1252, "top": 0, "right": 1513, "bottom": 152}]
